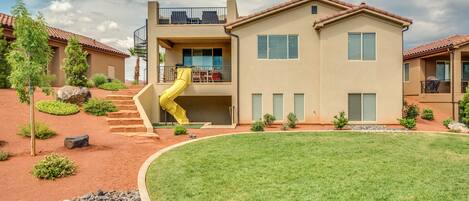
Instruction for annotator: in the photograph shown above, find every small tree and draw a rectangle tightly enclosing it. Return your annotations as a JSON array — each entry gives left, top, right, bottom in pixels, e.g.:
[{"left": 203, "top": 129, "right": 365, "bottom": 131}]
[
  {"left": 128, "top": 47, "right": 140, "bottom": 84},
  {"left": 460, "top": 87, "right": 469, "bottom": 125},
  {"left": 7, "top": 1, "right": 53, "bottom": 156},
  {"left": 0, "top": 25, "right": 11, "bottom": 88},
  {"left": 63, "top": 36, "right": 88, "bottom": 87}
]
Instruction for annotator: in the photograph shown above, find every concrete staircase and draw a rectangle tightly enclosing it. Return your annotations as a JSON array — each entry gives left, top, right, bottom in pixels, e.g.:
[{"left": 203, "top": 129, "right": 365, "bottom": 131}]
[{"left": 105, "top": 87, "right": 152, "bottom": 136}]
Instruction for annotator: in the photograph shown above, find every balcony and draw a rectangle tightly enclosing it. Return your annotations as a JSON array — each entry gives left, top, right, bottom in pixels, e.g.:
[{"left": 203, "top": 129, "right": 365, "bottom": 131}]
[
  {"left": 421, "top": 80, "right": 451, "bottom": 93},
  {"left": 158, "top": 7, "right": 227, "bottom": 25},
  {"left": 159, "top": 66, "right": 231, "bottom": 83}
]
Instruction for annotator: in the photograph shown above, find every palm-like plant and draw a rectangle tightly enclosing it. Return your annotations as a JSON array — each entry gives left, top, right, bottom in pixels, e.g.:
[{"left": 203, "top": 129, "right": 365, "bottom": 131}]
[{"left": 128, "top": 47, "right": 140, "bottom": 85}]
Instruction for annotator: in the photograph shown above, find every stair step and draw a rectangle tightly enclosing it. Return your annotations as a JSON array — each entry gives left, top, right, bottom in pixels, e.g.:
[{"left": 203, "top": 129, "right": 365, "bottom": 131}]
[
  {"left": 106, "top": 118, "right": 144, "bottom": 125},
  {"left": 115, "top": 105, "right": 137, "bottom": 110},
  {"left": 106, "top": 95, "right": 133, "bottom": 100},
  {"left": 108, "top": 110, "right": 140, "bottom": 118},
  {"left": 111, "top": 100, "right": 135, "bottom": 105},
  {"left": 110, "top": 125, "right": 147, "bottom": 133}
]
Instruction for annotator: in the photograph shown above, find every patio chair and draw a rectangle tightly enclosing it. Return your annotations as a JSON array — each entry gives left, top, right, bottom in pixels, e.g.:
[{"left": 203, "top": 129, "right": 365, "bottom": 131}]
[
  {"left": 425, "top": 80, "right": 440, "bottom": 93},
  {"left": 171, "top": 11, "right": 188, "bottom": 24},
  {"left": 202, "top": 11, "right": 219, "bottom": 24}
]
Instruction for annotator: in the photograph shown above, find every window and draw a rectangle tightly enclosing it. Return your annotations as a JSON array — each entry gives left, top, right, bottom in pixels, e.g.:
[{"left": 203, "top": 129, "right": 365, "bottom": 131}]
[
  {"left": 348, "top": 93, "right": 376, "bottom": 121},
  {"left": 436, "top": 61, "right": 450, "bottom": 80},
  {"left": 252, "top": 94, "right": 262, "bottom": 121},
  {"left": 182, "top": 48, "right": 223, "bottom": 69},
  {"left": 403, "top": 63, "right": 410, "bottom": 81},
  {"left": 294, "top": 94, "right": 305, "bottom": 121},
  {"left": 463, "top": 62, "right": 469, "bottom": 81},
  {"left": 273, "top": 94, "right": 284, "bottom": 120},
  {"left": 311, "top": 6, "right": 318, "bottom": 14},
  {"left": 257, "top": 35, "right": 299, "bottom": 59},
  {"left": 348, "top": 33, "right": 376, "bottom": 61}
]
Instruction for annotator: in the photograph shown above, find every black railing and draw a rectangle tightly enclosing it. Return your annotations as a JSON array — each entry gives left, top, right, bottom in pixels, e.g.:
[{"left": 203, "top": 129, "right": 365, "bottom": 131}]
[
  {"left": 158, "top": 7, "right": 227, "bottom": 25},
  {"left": 420, "top": 80, "right": 451, "bottom": 93},
  {"left": 159, "top": 66, "right": 231, "bottom": 83},
  {"left": 133, "top": 25, "right": 147, "bottom": 60}
]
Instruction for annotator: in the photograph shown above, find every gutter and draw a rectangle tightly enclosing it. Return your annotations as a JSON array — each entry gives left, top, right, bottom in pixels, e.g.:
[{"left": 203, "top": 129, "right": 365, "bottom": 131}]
[
  {"left": 224, "top": 27, "right": 240, "bottom": 125},
  {"left": 450, "top": 48, "right": 455, "bottom": 120},
  {"left": 402, "top": 25, "right": 409, "bottom": 115}
]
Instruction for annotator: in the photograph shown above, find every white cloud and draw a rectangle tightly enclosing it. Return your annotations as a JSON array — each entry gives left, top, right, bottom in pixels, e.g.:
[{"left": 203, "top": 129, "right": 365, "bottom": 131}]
[
  {"left": 97, "top": 20, "right": 120, "bottom": 32},
  {"left": 100, "top": 37, "right": 134, "bottom": 50},
  {"left": 49, "top": 0, "right": 73, "bottom": 13},
  {"left": 78, "top": 16, "right": 92, "bottom": 22}
]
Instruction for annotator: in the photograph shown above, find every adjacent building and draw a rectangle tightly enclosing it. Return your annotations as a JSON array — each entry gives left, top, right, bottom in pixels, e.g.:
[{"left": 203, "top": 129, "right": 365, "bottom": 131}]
[{"left": 0, "top": 12, "right": 128, "bottom": 86}]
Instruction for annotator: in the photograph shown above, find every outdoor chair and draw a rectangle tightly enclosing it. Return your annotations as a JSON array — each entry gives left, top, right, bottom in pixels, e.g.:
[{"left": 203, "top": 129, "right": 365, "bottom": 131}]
[
  {"left": 202, "top": 11, "right": 219, "bottom": 24},
  {"left": 171, "top": 11, "right": 188, "bottom": 24}
]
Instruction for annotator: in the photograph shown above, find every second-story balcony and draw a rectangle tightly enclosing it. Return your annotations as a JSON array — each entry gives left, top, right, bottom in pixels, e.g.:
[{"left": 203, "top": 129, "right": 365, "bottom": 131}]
[
  {"left": 159, "top": 66, "right": 231, "bottom": 83},
  {"left": 421, "top": 80, "right": 451, "bottom": 93},
  {"left": 158, "top": 7, "right": 227, "bottom": 25}
]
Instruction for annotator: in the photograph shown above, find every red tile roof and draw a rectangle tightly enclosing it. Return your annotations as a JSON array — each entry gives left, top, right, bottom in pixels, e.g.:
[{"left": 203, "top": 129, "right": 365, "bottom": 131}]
[
  {"left": 0, "top": 12, "right": 128, "bottom": 57},
  {"left": 404, "top": 35, "right": 469, "bottom": 60}
]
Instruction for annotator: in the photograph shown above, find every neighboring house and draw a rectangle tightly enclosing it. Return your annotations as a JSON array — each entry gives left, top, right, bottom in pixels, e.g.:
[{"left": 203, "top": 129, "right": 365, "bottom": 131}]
[
  {"left": 404, "top": 35, "right": 469, "bottom": 120},
  {"left": 135, "top": 0, "right": 411, "bottom": 126},
  {"left": 0, "top": 13, "right": 129, "bottom": 86}
]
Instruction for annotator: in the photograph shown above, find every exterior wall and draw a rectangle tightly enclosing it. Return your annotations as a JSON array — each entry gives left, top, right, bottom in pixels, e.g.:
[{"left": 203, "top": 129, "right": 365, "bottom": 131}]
[
  {"left": 319, "top": 14, "right": 403, "bottom": 124},
  {"left": 232, "top": 1, "right": 343, "bottom": 124},
  {"left": 403, "top": 58, "right": 422, "bottom": 96}
]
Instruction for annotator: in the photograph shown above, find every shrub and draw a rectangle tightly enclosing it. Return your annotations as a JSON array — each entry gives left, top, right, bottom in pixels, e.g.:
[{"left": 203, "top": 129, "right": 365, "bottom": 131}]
[
  {"left": 421, "top": 108, "right": 434, "bottom": 121},
  {"left": 98, "top": 80, "right": 127, "bottom": 91},
  {"left": 0, "top": 151, "right": 9, "bottom": 161},
  {"left": 0, "top": 26, "right": 10, "bottom": 89},
  {"left": 443, "top": 118, "right": 454, "bottom": 129},
  {"left": 91, "top": 74, "right": 108, "bottom": 87},
  {"left": 63, "top": 36, "right": 89, "bottom": 87},
  {"left": 403, "top": 103, "right": 419, "bottom": 119},
  {"left": 36, "top": 100, "right": 80, "bottom": 116},
  {"left": 251, "top": 121, "right": 265, "bottom": 132},
  {"left": 263, "top": 114, "right": 275, "bottom": 127},
  {"left": 399, "top": 118, "right": 417, "bottom": 130},
  {"left": 18, "top": 122, "right": 56, "bottom": 140},
  {"left": 333, "top": 111, "right": 349, "bottom": 130},
  {"left": 287, "top": 113, "right": 298, "bottom": 128},
  {"left": 86, "top": 80, "right": 95, "bottom": 88},
  {"left": 83, "top": 98, "right": 117, "bottom": 116},
  {"left": 281, "top": 124, "right": 288, "bottom": 131},
  {"left": 174, "top": 125, "right": 187, "bottom": 135},
  {"left": 31, "top": 154, "right": 76, "bottom": 180}
]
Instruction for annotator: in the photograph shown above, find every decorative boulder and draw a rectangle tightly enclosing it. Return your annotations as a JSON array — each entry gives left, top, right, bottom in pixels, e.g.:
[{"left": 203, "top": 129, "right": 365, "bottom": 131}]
[
  {"left": 57, "top": 86, "right": 91, "bottom": 105},
  {"left": 64, "top": 135, "right": 89, "bottom": 149},
  {"left": 448, "top": 122, "right": 468, "bottom": 133}
]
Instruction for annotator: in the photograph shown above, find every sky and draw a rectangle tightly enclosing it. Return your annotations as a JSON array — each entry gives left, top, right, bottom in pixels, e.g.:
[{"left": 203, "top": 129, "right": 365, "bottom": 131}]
[{"left": 1, "top": 0, "right": 469, "bottom": 80}]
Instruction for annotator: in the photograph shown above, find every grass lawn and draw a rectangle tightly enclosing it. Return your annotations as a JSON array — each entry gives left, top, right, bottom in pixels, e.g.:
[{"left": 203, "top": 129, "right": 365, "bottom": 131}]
[{"left": 146, "top": 132, "right": 469, "bottom": 201}]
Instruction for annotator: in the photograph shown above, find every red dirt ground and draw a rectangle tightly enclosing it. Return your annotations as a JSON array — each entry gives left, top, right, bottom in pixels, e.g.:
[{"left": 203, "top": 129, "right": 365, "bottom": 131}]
[{"left": 0, "top": 88, "right": 449, "bottom": 201}]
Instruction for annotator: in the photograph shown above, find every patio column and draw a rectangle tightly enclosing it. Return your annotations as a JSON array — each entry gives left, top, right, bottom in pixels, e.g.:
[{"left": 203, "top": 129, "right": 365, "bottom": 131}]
[{"left": 453, "top": 50, "right": 462, "bottom": 120}]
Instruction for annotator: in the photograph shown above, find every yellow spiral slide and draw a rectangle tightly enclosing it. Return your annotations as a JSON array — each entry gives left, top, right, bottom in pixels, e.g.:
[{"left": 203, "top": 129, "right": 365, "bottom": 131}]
[{"left": 159, "top": 68, "right": 192, "bottom": 124}]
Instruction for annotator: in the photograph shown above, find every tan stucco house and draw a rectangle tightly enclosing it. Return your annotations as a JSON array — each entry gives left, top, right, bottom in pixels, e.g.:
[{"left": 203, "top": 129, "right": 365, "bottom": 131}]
[
  {"left": 134, "top": 0, "right": 412, "bottom": 128},
  {"left": 404, "top": 35, "right": 469, "bottom": 120},
  {"left": 1, "top": 12, "right": 129, "bottom": 86}
]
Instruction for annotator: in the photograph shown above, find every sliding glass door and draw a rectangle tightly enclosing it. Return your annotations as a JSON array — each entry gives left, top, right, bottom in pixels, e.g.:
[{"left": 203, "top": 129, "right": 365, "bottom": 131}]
[{"left": 182, "top": 48, "right": 223, "bottom": 69}]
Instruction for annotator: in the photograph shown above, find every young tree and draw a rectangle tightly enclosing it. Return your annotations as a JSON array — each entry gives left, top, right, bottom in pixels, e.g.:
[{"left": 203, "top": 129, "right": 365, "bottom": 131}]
[
  {"left": 7, "top": 0, "right": 52, "bottom": 156},
  {"left": 0, "top": 25, "right": 11, "bottom": 88},
  {"left": 63, "top": 36, "right": 89, "bottom": 87},
  {"left": 128, "top": 47, "right": 140, "bottom": 84}
]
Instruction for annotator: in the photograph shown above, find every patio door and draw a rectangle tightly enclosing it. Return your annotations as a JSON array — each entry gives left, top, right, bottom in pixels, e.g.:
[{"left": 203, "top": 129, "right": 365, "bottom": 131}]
[{"left": 182, "top": 48, "right": 223, "bottom": 69}]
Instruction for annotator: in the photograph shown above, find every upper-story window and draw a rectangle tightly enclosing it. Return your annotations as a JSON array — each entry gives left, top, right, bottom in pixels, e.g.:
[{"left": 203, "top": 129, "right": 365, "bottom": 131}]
[
  {"left": 348, "top": 32, "right": 376, "bottom": 61},
  {"left": 403, "top": 63, "right": 410, "bottom": 81},
  {"left": 258, "top": 35, "right": 299, "bottom": 60},
  {"left": 311, "top": 6, "right": 318, "bottom": 14}
]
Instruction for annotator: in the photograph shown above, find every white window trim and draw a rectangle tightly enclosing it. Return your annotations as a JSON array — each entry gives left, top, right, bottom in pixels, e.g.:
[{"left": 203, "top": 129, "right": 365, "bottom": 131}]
[
  {"left": 257, "top": 34, "right": 300, "bottom": 60},
  {"left": 348, "top": 93, "right": 378, "bottom": 123},
  {"left": 294, "top": 93, "right": 306, "bottom": 122},
  {"left": 403, "top": 63, "right": 410, "bottom": 82},
  {"left": 348, "top": 32, "right": 377, "bottom": 62},
  {"left": 273, "top": 93, "right": 284, "bottom": 122},
  {"left": 436, "top": 60, "right": 451, "bottom": 81}
]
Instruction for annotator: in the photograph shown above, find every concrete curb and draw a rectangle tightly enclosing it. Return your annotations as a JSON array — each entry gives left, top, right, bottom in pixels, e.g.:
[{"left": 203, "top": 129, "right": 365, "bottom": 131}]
[{"left": 137, "top": 130, "right": 468, "bottom": 201}]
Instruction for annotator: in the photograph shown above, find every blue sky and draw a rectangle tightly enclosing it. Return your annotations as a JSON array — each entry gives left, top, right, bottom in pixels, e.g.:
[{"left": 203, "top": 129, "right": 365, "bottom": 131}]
[{"left": 1, "top": 0, "right": 468, "bottom": 80}]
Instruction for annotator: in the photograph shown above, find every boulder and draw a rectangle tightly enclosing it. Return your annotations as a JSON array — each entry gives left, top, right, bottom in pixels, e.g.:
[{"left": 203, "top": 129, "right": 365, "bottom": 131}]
[
  {"left": 64, "top": 135, "right": 89, "bottom": 149},
  {"left": 57, "top": 86, "right": 91, "bottom": 105},
  {"left": 448, "top": 122, "right": 468, "bottom": 133}
]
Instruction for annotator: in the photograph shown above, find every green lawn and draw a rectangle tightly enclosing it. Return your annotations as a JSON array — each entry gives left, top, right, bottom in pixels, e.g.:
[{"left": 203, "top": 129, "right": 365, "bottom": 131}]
[{"left": 146, "top": 132, "right": 469, "bottom": 201}]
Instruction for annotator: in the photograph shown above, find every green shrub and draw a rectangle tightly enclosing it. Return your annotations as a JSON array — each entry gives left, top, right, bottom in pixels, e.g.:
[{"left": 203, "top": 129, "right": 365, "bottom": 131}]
[
  {"left": 31, "top": 154, "right": 76, "bottom": 180},
  {"left": 399, "top": 118, "right": 417, "bottom": 130},
  {"left": 36, "top": 100, "right": 80, "bottom": 116},
  {"left": 98, "top": 80, "right": 127, "bottom": 91},
  {"left": 403, "top": 103, "right": 419, "bottom": 119},
  {"left": 91, "top": 74, "right": 108, "bottom": 87},
  {"left": 63, "top": 36, "right": 89, "bottom": 87},
  {"left": 131, "top": 80, "right": 139, "bottom": 85},
  {"left": 83, "top": 98, "right": 117, "bottom": 116},
  {"left": 263, "top": 114, "right": 275, "bottom": 127},
  {"left": 86, "top": 80, "right": 95, "bottom": 88},
  {"left": 0, "top": 151, "right": 9, "bottom": 161},
  {"left": 18, "top": 122, "right": 56, "bottom": 140},
  {"left": 281, "top": 124, "right": 288, "bottom": 131},
  {"left": 174, "top": 125, "right": 187, "bottom": 135},
  {"left": 251, "top": 121, "right": 265, "bottom": 132},
  {"left": 333, "top": 111, "right": 349, "bottom": 130},
  {"left": 443, "top": 118, "right": 454, "bottom": 129},
  {"left": 287, "top": 113, "right": 298, "bottom": 128},
  {"left": 0, "top": 27, "right": 10, "bottom": 89},
  {"left": 421, "top": 108, "right": 434, "bottom": 120}
]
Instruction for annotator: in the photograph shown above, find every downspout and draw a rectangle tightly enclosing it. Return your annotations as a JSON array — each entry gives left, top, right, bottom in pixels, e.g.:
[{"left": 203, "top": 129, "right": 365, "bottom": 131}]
[
  {"left": 450, "top": 49, "right": 455, "bottom": 120},
  {"left": 402, "top": 26, "right": 409, "bottom": 114},
  {"left": 145, "top": 19, "right": 149, "bottom": 85},
  {"left": 225, "top": 27, "right": 240, "bottom": 125}
]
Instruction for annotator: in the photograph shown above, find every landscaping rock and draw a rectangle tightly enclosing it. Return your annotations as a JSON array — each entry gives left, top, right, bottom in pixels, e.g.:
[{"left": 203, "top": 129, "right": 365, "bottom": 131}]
[
  {"left": 57, "top": 86, "right": 91, "bottom": 105},
  {"left": 448, "top": 122, "right": 468, "bottom": 133},
  {"left": 69, "top": 190, "right": 140, "bottom": 201},
  {"left": 64, "top": 135, "right": 89, "bottom": 149}
]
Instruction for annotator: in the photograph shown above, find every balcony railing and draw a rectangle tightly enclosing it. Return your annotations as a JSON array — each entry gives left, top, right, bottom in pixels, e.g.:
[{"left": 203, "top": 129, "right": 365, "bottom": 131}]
[
  {"left": 421, "top": 80, "right": 451, "bottom": 93},
  {"left": 159, "top": 66, "right": 231, "bottom": 83},
  {"left": 158, "top": 7, "right": 227, "bottom": 25}
]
